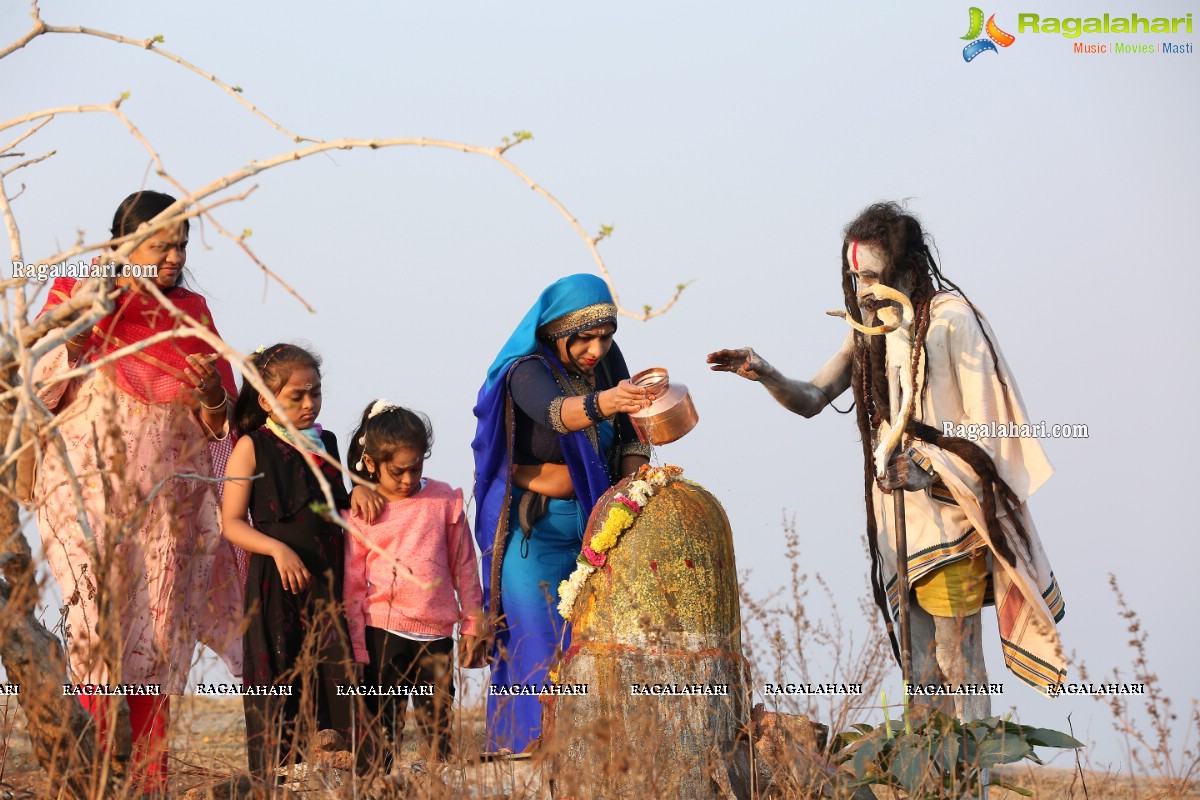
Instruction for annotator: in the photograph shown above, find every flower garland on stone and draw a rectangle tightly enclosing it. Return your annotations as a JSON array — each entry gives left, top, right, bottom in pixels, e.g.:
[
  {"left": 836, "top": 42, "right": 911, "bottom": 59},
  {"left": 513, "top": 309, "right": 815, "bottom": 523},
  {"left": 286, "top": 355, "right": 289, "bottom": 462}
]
[{"left": 557, "top": 464, "right": 684, "bottom": 620}]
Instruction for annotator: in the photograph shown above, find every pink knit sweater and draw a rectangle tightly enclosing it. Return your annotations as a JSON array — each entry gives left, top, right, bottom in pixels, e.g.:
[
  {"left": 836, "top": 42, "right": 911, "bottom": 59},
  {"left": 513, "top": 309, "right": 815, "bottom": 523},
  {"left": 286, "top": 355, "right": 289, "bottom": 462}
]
[{"left": 342, "top": 479, "right": 484, "bottom": 664}]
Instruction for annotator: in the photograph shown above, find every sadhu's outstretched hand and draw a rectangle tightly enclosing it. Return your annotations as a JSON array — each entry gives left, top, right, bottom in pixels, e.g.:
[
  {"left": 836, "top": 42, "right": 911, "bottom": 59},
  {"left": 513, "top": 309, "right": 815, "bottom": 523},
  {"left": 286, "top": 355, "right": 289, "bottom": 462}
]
[{"left": 706, "top": 348, "right": 773, "bottom": 382}]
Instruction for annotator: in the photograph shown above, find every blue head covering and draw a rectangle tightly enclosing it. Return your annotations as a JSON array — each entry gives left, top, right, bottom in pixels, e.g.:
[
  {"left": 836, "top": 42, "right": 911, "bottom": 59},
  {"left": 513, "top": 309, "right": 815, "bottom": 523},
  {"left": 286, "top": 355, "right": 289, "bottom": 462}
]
[
  {"left": 482, "top": 273, "right": 616, "bottom": 390},
  {"left": 472, "top": 274, "right": 621, "bottom": 617}
]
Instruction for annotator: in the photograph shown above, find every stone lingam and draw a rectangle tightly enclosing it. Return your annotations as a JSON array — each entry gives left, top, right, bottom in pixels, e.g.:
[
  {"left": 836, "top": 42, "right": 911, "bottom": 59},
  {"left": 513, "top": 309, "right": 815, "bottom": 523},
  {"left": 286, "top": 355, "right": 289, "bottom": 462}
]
[
  {"left": 542, "top": 466, "right": 874, "bottom": 800},
  {"left": 544, "top": 466, "right": 752, "bottom": 799}
]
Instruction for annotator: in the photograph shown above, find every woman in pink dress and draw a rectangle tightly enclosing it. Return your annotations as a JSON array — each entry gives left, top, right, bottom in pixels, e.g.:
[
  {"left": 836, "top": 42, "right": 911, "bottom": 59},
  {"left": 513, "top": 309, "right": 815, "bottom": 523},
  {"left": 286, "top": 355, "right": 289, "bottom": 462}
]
[{"left": 31, "top": 190, "right": 243, "bottom": 793}]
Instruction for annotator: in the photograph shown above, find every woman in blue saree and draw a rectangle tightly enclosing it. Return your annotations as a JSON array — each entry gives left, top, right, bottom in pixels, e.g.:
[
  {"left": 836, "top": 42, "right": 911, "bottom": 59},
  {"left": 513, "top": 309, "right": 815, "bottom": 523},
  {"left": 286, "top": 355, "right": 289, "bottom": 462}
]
[{"left": 473, "top": 274, "right": 654, "bottom": 751}]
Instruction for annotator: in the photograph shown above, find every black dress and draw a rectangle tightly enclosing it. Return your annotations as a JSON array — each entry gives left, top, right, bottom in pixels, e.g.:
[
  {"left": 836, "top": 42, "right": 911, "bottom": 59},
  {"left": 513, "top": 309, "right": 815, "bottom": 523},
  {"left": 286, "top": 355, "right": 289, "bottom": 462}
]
[{"left": 241, "top": 427, "right": 357, "bottom": 778}]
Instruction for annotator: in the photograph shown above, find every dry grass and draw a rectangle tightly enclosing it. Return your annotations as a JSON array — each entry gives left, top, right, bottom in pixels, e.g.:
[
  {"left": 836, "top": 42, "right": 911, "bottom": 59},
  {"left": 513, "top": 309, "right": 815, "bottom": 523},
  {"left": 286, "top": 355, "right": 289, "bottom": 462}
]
[
  {"left": 2, "top": 521, "right": 1197, "bottom": 798},
  {"left": 3, "top": 696, "right": 1199, "bottom": 799}
]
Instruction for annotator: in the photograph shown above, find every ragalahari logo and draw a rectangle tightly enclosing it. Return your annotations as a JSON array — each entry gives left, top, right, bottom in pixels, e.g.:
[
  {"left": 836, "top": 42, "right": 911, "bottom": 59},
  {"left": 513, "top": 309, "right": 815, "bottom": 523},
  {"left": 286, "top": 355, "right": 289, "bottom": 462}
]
[{"left": 961, "top": 8, "right": 1016, "bottom": 61}]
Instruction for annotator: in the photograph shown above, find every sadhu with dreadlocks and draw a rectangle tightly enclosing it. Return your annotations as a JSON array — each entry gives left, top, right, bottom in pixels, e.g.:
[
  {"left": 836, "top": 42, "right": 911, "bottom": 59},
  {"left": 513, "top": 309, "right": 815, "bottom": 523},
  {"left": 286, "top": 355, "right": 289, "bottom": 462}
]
[{"left": 708, "top": 202, "right": 1066, "bottom": 723}]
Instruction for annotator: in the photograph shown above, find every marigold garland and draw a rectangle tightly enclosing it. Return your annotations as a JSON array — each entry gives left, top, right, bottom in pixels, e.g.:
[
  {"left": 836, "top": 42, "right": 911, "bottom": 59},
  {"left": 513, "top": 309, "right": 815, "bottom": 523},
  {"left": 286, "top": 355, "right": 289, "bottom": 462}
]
[
  {"left": 590, "top": 504, "right": 633, "bottom": 553},
  {"left": 557, "top": 464, "right": 683, "bottom": 620}
]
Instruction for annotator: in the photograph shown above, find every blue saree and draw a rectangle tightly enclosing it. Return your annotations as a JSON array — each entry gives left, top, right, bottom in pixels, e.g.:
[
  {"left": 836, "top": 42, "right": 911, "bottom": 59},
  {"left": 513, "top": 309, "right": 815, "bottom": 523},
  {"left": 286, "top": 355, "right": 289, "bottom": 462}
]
[{"left": 471, "top": 274, "right": 631, "bottom": 751}]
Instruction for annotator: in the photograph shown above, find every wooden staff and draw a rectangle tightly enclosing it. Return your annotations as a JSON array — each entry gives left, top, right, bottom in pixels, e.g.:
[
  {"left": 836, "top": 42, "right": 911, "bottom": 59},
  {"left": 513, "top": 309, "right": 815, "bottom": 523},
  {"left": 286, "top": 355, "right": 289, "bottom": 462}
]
[
  {"left": 830, "top": 282, "right": 917, "bottom": 685},
  {"left": 892, "top": 459, "right": 914, "bottom": 686}
]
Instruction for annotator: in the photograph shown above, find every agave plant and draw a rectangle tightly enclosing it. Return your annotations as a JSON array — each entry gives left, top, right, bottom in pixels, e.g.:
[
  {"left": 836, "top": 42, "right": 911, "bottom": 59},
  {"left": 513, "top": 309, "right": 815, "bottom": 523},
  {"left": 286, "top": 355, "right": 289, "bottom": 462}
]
[{"left": 833, "top": 703, "right": 1083, "bottom": 798}]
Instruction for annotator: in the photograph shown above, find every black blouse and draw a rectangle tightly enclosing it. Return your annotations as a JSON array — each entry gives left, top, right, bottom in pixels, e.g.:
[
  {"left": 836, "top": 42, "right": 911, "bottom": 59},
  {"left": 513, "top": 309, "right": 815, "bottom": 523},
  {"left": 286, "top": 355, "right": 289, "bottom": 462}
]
[{"left": 508, "top": 354, "right": 641, "bottom": 466}]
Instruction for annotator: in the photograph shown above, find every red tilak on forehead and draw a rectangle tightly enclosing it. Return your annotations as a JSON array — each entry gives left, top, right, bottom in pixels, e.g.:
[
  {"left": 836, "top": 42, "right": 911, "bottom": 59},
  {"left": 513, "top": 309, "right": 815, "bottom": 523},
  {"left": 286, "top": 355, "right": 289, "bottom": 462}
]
[{"left": 851, "top": 240, "right": 860, "bottom": 271}]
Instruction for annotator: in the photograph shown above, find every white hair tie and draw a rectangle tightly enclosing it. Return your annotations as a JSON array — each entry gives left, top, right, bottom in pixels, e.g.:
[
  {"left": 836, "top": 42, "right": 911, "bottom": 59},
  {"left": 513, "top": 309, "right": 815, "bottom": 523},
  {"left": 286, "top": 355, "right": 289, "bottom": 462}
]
[{"left": 368, "top": 398, "right": 395, "bottom": 419}]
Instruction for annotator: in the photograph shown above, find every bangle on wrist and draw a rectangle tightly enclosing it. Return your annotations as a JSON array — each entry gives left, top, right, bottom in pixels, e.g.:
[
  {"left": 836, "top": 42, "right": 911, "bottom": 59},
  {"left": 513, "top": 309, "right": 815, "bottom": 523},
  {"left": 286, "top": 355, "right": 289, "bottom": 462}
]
[
  {"left": 201, "top": 389, "right": 228, "bottom": 413},
  {"left": 583, "top": 391, "right": 605, "bottom": 424}
]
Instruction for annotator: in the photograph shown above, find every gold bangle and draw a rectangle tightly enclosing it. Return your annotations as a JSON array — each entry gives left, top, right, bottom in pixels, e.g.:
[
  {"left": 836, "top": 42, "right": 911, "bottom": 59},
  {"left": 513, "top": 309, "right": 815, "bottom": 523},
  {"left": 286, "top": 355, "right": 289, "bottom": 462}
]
[{"left": 201, "top": 389, "right": 228, "bottom": 412}]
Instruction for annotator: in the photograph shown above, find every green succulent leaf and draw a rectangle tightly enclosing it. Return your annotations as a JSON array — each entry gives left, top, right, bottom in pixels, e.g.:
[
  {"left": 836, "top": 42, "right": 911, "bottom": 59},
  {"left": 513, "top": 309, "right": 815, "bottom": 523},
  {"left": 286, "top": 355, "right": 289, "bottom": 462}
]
[
  {"left": 1024, "top": 728, "right": 1085, "bottom": 749},
  {"left": 889, "top": 734, "right": 934, "bottom": 795},
  {"left": 973, "top": 734, "right": 1032, "bottom": 769},
  {"left": 832, "top": 731, "right": 863, "bottom": 751},
  {"left": 851, "top": 735, "right": 884, "bottom": 779},
  {"left": 932, "top": 730, "right": 960, "bottom": 773}
]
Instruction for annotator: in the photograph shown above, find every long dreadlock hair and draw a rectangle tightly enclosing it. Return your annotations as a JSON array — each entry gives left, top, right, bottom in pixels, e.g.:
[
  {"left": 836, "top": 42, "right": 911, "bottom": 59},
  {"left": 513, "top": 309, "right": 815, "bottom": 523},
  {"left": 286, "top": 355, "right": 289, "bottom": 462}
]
[{"left": 841, "top": 202, "right": 1033, "bottom": 663}]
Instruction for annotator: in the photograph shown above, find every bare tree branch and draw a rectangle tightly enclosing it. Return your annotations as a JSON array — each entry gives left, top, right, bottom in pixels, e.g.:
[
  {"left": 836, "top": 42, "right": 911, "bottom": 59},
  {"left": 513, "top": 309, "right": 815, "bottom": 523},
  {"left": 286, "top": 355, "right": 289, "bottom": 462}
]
[
  {"left": 1, "top": 148, "right": 55, "bottom": 178},
  {"left": 1, "top": 116, "right": 53, "bottom": 156},
  {"left": 1, "top": 2, "right": 309, "bottom": 144}
]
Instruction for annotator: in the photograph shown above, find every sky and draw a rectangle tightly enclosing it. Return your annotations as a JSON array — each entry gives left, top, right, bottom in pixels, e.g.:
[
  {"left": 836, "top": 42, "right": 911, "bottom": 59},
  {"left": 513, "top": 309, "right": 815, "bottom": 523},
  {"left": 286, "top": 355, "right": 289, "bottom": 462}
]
[{"left": 3, "top": 0, "right": 1198, "bottom": 777}]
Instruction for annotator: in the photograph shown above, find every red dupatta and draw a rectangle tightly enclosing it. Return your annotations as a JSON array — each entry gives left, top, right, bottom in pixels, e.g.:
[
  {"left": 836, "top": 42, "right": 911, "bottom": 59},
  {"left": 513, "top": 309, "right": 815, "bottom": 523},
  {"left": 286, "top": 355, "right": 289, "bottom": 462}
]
[{"left": 37, "top": 277, "right": 238, "bottom": 405}]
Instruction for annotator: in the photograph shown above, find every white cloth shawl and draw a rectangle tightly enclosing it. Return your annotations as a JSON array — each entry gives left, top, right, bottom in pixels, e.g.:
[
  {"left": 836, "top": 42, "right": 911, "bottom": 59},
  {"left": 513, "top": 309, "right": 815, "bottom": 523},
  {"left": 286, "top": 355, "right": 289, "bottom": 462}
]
[{"left": 873, "top": 293, "right": 1067, "bottom": 693}]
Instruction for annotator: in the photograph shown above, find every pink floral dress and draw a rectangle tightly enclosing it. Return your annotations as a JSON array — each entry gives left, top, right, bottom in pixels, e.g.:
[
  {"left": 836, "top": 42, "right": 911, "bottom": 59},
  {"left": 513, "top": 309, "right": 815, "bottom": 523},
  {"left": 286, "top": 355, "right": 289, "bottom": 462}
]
[{"left": 33, "top": 346, "right": 243, "bottom": 693}]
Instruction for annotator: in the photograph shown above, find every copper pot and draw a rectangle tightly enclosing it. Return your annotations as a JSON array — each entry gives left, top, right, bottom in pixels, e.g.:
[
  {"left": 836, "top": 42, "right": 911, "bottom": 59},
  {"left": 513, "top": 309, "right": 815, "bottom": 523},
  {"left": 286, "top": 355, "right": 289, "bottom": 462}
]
[{"left": 628, "top": 368, "right": 698, "bottom": 445}]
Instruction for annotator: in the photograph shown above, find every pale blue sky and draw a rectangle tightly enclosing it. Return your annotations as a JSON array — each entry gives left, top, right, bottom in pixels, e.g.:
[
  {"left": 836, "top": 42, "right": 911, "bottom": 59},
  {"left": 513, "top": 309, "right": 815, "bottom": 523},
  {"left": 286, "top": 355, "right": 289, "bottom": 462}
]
[{"left": 4, "top": 0, "right": 1198, "bottom": 775}]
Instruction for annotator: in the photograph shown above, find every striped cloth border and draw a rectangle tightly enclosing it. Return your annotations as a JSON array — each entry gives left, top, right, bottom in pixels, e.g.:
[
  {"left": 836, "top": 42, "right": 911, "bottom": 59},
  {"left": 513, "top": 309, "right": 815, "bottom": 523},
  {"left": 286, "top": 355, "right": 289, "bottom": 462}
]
[
  {"left": 885, "top": 528, "right": 988, "bottom": 615},
  {"left": 929, "top": 480, "right": 958, "bottom": 505},
  {"left": 1041, "top": 571, "right": 1066, "bottom": 622},
  {"left": 1002, "top": 637, "right": 1067, "bottom": 692}
]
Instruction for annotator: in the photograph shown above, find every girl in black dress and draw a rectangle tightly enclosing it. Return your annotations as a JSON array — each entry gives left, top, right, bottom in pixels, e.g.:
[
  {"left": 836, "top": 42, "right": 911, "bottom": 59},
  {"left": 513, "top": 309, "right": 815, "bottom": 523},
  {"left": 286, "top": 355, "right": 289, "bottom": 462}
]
[{"left": 221, "top": 344, "right": 375, "bottom": 781}]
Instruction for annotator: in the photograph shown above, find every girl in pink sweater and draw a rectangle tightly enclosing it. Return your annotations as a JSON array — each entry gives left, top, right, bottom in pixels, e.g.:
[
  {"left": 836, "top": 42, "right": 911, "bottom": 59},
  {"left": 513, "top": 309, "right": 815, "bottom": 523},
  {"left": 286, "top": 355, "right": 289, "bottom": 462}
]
[{"left": 343, "top": 400, "right": 485, "bottom": 765}]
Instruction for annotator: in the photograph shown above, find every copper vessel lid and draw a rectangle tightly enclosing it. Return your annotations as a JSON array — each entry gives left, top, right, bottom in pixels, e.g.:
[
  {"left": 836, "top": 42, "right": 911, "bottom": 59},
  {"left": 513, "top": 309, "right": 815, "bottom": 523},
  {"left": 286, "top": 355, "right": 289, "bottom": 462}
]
[{"left": 628, "top": 368, "right": 698, "bottom": 446}]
